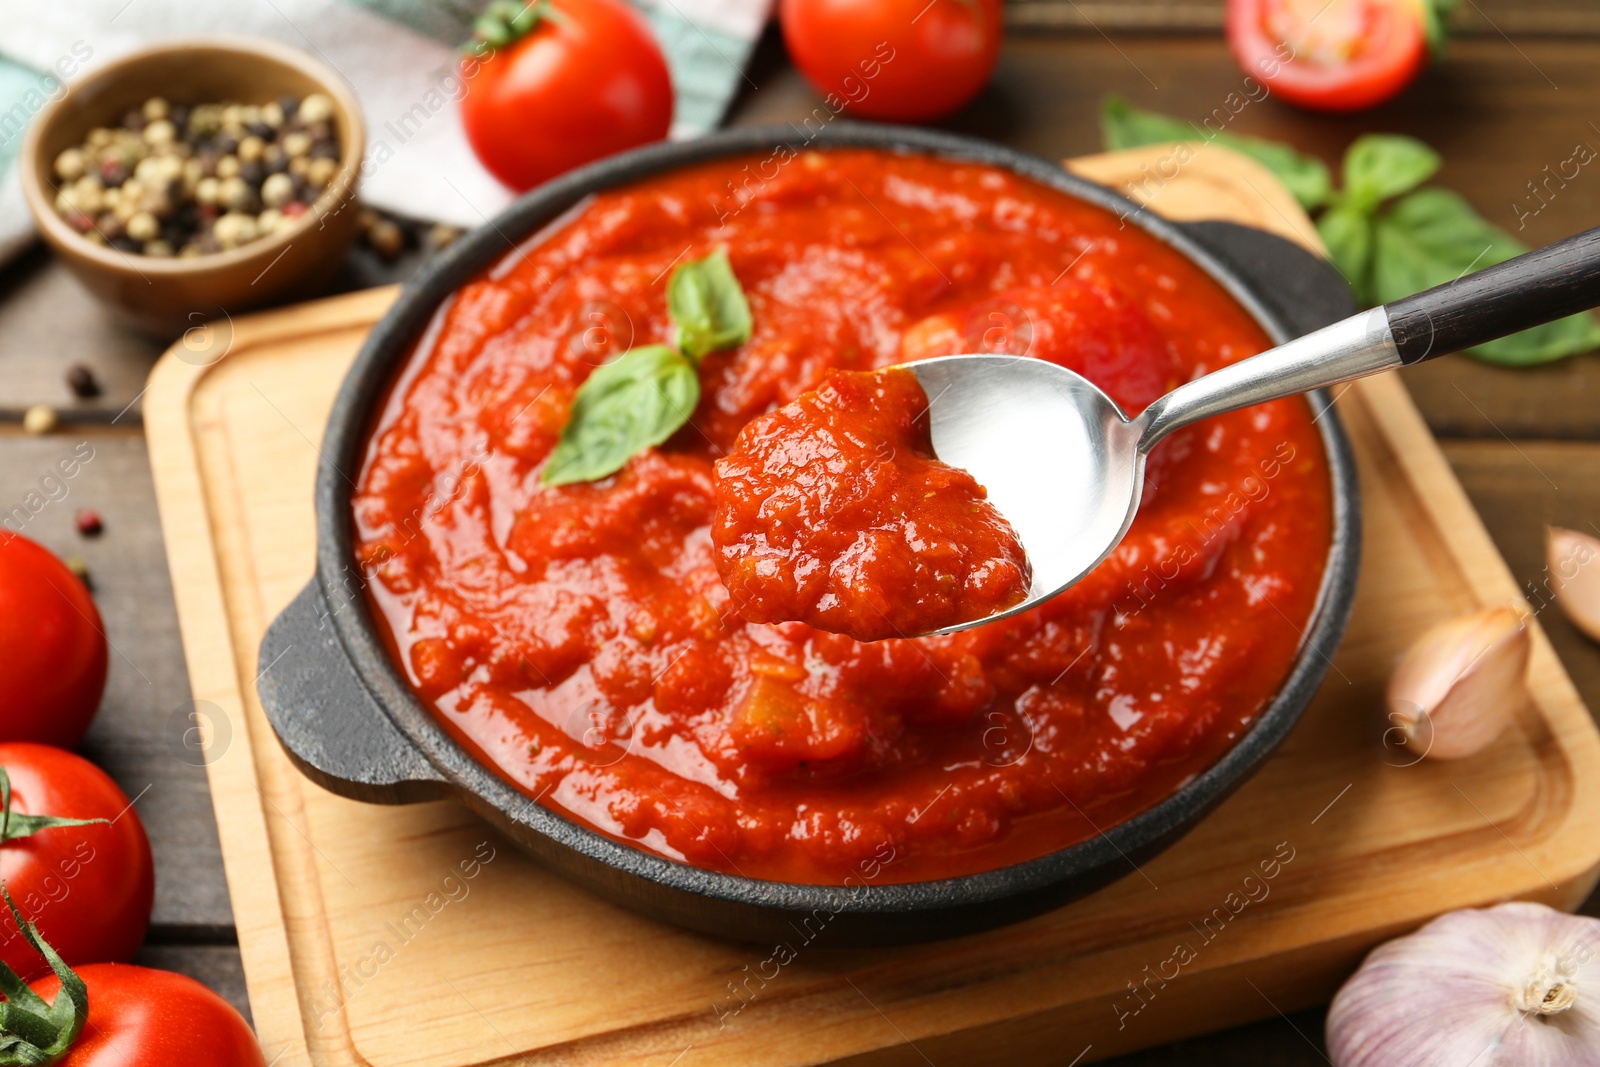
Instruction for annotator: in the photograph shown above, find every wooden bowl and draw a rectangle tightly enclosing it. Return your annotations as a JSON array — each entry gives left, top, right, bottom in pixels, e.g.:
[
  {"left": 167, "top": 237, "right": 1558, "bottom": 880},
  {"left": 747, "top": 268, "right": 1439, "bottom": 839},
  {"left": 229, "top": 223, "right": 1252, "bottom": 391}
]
[{"left": 20, "top": 36, "right": 366, "bottom": 337}]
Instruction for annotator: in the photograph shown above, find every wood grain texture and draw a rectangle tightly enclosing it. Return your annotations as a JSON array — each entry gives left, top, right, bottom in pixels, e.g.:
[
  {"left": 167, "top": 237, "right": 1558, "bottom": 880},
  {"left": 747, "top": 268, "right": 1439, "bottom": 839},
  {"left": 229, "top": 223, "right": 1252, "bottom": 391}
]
[
  {"left": 1005, "top": 0, "right": 1600, "bottom": 37},
  {"left": 140, "top": 148, "right": 1600, "bottom": 1067},
  {"left": 1443, "top": 441, "right": 1600, "bottom": 744},
  {"left": 0, "top": 240, "right": 431, "bottom": 422},
  {"left": 0, "top": 429, "right": 233, "bottom": 930}
]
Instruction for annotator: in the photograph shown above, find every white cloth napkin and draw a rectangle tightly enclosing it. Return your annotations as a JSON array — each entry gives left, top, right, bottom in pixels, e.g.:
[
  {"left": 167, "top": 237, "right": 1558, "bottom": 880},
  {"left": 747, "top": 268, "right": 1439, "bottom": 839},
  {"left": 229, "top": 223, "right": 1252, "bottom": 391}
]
[{"left": 0, "top": 0, "right": 773, "bottom": 267}]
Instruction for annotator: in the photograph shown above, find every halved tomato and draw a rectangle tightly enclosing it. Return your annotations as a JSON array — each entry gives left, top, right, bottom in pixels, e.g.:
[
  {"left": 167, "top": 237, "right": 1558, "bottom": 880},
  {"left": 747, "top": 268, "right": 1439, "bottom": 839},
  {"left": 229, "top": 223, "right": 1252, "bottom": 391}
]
[{"left": 1227, "top": 0, "right": 1435, "bottom": 113}]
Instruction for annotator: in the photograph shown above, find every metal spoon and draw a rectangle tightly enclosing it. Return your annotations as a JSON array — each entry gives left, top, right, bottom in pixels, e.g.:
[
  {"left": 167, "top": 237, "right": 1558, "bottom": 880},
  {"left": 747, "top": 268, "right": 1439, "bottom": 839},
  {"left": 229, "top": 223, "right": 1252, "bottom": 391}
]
[{"left": 910, "top": 226, "right": 1600, "bottom": 636}]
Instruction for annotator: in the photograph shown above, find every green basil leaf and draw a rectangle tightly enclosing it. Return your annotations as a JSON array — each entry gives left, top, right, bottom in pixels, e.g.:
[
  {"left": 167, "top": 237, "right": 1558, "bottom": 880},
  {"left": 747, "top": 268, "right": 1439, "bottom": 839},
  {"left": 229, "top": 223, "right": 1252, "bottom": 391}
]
[
  {"left": 1099, "top": 95, "right": 1333, "bottom": 210},
  {"left": 668, "top": 249, "right": 752, "bottom": 361},
  {"left": 1424, "top": 0, "right": 1458, "bottom": 54},
  {"left": 1316, "top": 204, "right": 1377, "bottom": 305},
  {"left": 1343, "top": 134, "right": 1441, "bottom": 212},
  {"left": 1368, "top": 188, "right": 1521, "bottom": 306},
  {"left": 1468, "top": 314, "right": 1600, "bottom": 367},
  {"left": 542, "top": 345, "right": 700, "bottom": 486},
  {"left": 1381, "top": 187, "right": 1524, "bottom": 267},
  {"left": 1372, "top": 187, "right": 1600, "bottom": 365},
  {"left": 1100, "top": 93, "right": 1199, "bottom": 151}
]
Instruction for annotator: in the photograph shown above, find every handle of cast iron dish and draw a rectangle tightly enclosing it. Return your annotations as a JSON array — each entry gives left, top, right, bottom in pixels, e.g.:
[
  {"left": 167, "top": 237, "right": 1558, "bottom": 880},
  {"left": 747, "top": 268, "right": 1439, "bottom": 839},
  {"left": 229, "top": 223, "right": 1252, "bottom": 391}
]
[
  {"left": 1173, "top": 221, "right": 1356, "bottom": 338},
  {"left": 1138, "top": 226, "right": 1600, "bottom": 449},
  {"left": 257, "top": 580, "right": 447, "bottom": 804}
]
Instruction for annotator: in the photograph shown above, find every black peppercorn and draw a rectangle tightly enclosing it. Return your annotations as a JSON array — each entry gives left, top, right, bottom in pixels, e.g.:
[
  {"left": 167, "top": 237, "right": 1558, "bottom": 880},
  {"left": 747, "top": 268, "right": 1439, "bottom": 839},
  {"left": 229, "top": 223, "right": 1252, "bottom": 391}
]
[{"left": 65, "top": 364, "right": 101, "bottom": 399}]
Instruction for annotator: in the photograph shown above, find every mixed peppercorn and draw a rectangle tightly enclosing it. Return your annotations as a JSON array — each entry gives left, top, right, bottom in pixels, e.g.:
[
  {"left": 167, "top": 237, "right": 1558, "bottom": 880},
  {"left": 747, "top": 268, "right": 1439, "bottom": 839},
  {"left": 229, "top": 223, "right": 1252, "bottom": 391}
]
[{"left": 50, "top": 93, "right": 342, "bottom": 257}]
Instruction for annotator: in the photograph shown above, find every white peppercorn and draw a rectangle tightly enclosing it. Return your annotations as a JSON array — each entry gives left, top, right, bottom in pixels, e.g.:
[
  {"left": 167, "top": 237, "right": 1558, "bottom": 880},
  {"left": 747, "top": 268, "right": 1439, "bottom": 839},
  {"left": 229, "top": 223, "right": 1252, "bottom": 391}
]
[
  {"left": 126, "top": 211, "right": 160, "bottom": 242},
  {"left": 218, "top": 175, "right": 253, "bottom": 212},
  {"left": 54, "top": 148, "right": 87, "bottom": 182},
  {"left": 22, "top": 405, "right": 57, "bottom": 436},
  {"left": 260, "top": 172, "right": 295, "bottom": 209},
  {"left": 366, "top": 217, "right": 405, "bottom": 260},
  {"left": 306, "top": 157, "right": 339, "bottom": 190},
  {"left": 213, "top": 212, "right": 259, "bottom": 248},
  {"left": 143, "top": 119, "right": 176, "bottom": 146},
  {"left": 298, "top": 93, "right": 335, "bottom": 125}
]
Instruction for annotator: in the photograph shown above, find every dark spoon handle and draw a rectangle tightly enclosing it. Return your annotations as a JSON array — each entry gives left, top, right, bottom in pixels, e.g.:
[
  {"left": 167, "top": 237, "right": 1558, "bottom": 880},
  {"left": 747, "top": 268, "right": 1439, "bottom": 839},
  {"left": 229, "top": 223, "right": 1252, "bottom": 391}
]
[{"left": 1385, "top": 225, "right": 1600, "bottom": 364}]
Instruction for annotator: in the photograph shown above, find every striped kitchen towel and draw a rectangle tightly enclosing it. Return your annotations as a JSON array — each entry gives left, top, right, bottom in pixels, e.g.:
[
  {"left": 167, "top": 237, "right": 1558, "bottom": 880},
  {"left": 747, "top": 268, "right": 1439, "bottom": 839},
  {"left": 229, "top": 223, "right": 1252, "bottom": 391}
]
[{"left": 0, "top": 0, "right": 774, "bottom": 268}]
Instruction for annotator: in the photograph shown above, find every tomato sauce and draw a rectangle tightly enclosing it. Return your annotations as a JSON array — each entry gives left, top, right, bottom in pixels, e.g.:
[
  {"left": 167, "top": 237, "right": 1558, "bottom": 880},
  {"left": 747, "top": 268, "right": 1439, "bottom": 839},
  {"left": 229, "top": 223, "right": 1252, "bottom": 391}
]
[
  {"left": 711, "top": 367, "right": 1029, "bottom": 641},
  {"left": 353, "top": 149, "right": 1332, "bottom": 885}
]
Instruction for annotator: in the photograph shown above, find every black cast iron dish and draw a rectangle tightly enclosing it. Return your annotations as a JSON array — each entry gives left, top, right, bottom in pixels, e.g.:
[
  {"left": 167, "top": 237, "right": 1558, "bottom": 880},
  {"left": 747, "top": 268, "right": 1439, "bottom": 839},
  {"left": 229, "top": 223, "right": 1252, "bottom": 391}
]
[{"left": 258, "top": 123, "right": 1361, "bottom": 947}]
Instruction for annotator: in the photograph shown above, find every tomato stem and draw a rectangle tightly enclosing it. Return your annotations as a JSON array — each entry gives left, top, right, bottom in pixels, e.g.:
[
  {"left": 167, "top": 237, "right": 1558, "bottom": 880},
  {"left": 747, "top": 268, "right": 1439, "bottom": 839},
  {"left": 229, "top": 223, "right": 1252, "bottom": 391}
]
[
  {"left": 0, "top": 770, "right": 107, "bottom": 846},
  {"left": 0, "top": 886, "right": 87, "bottom": 1065},
  {"left": 463, "top": 0, "right": 554, "bottom": 57}
]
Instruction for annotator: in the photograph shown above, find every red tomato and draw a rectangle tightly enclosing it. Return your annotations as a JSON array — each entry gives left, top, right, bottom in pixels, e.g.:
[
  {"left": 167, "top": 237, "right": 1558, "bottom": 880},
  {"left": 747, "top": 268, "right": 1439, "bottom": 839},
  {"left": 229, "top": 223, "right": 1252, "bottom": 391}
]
[
  {"left": 1227, "top": 0, "right": 1430, "bottom": 113},
  {"left": 0, "top": 534, "right": 107, "bottom": 748},
  {"left": 780, "top": 0, "right": 1003, "bottom": 122},
  {"left": 459, "top": 0, "right": 673, "bottom": 192},
  {"left": 0, "top": 744, "right": 153, "bottom": 979},
  {"left": 33, "top": 964, "right": 264, "bottom": 1067}
]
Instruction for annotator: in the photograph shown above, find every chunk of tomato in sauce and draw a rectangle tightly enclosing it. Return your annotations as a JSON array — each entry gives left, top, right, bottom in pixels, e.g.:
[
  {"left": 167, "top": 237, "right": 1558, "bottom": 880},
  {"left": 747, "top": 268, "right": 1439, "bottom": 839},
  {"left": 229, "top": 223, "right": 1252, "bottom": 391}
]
[{"left": 712, "top": 367, "right": 1030, "bottom": 641}]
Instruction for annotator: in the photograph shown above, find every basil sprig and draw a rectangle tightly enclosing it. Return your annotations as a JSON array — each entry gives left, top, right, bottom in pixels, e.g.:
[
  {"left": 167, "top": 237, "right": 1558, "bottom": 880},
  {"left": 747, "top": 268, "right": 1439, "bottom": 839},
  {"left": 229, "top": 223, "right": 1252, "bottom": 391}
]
[
  {"left": 1320, "top": 134, "right": 1600, "bottom": 365},
  {"left": 1101, "top": 94, "right": 1333, "bottom": 211},
  {"left": 541, "top": 346, "right": 699, "bottom": 486},
  {"left": 668, "top": 249, "right": 753, "bottom": 360},
  {"left": 542, "top": 250, "right": 751, "bottom": 485},
  {"left": 1100, "top": 98, "right": 1600, "bottom": 366}
]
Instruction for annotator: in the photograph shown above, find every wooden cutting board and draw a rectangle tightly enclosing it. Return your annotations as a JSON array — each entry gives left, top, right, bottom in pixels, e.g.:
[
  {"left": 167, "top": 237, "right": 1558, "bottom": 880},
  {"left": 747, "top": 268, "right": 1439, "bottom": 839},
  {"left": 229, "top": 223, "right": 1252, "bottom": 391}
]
[{"left": 144, "top": 145, "right": 1600, "bottom": 1067}]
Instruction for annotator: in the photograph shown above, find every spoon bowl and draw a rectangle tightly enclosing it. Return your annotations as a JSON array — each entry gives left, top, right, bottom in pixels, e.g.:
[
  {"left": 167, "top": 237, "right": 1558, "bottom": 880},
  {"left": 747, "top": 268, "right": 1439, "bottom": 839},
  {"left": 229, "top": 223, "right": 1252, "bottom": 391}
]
[{"left": 909, "top": 355, "right": 1143, "bottom": 635}]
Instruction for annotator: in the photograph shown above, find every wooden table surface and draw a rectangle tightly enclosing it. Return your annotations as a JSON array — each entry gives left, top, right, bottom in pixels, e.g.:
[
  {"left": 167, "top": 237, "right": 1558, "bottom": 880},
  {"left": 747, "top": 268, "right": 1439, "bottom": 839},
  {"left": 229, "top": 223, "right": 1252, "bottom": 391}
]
[{"left": 3, "top": 11, "right": 1599, "bottom": 1065}]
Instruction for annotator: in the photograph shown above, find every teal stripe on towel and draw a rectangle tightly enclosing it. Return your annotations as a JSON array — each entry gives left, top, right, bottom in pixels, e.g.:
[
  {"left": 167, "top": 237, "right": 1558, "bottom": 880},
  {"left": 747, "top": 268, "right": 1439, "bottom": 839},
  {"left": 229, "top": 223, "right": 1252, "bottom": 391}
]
[{"left": 0, "top": 58, "right": 50, "bottom": 176}]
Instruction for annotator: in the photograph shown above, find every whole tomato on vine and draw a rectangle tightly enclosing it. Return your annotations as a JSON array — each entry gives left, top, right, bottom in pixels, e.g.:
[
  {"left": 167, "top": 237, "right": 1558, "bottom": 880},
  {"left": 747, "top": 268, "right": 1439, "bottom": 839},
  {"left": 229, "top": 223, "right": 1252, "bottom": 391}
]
[
  {"left": 0, "top": 533, "right": 107, "bottom": 748},
  {"left": 0, "top": 888, "right": 263, "bottom": 1066},
  {"left": 0, "top": 744, "right": 154, "bottom": 980},
  {"left": 459, "top": 0, "right": 674, "bottom": 191},
  {"left": 780, "top": 0, "right": 1004, "bottom": 122}
]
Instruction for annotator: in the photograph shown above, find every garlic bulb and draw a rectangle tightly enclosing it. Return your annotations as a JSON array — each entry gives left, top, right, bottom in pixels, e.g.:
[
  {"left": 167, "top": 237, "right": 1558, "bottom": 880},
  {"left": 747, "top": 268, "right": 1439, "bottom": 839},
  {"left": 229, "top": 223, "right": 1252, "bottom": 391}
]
[
  {"left": 1328, "top": 902, "right": 1600, "bottom": 1066},
  {"left": 1548, "top": 527, "right": 1600, "bottom": 644},
  {"left": 1386, "top": 607, "right": 1530, "bottom": 760}
]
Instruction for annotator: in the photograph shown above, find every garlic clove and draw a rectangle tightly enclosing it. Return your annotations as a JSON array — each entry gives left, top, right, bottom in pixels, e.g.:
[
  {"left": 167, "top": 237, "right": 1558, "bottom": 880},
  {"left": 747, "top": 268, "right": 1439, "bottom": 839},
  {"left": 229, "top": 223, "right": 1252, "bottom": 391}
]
[
  {"left": 1547, "top": 526, "right": 1600, "bottom": 644},
  {"left": 1387, "top": 607, "right": 1530, "bottom": 761}
]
